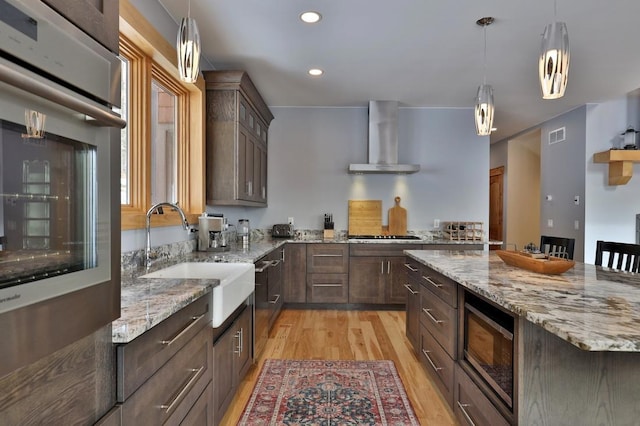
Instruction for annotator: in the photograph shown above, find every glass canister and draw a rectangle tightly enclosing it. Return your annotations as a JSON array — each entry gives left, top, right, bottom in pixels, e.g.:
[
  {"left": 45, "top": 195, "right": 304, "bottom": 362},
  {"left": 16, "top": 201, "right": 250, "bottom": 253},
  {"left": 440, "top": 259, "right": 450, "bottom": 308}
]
[{"left": 237, "top": 218, "right": 250, "bottom": 245}]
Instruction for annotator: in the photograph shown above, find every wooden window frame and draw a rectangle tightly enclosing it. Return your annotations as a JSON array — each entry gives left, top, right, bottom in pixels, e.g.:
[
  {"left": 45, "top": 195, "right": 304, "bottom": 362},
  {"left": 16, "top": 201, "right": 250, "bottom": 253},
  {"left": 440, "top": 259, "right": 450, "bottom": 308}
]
[{"left": 119, "top": 0, "right": 205, "bottom": 230}]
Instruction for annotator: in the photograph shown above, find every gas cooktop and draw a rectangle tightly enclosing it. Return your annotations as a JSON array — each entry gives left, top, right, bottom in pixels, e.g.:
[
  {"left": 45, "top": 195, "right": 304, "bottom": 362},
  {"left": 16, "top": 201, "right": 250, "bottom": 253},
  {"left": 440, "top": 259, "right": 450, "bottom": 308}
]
[{"left": 348, "top": 235, "right": 423, "bottom": 240}]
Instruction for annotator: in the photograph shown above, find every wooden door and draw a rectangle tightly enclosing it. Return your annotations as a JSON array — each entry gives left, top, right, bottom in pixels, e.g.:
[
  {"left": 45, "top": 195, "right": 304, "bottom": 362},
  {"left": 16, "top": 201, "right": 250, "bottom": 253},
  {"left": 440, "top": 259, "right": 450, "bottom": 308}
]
[{"left": 489, "top": 167, "right": 504, "bottom": 251}]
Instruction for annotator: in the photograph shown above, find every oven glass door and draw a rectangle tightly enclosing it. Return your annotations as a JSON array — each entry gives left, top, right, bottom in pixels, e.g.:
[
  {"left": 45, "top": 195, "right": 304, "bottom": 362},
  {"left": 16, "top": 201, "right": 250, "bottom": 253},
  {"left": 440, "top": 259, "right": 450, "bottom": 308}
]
[
  {"left": 0, "top": 80, "right": 112, "bottom": 314},
  {"left": 464, "top": 299, "right": 514, "bottom": 407}
]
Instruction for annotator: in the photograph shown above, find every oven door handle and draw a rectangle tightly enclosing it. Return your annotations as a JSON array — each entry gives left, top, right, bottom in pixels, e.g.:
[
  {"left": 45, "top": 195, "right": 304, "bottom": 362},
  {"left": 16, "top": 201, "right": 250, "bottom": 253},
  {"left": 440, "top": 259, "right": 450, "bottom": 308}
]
[{"left": 0, "top": 60, "right": 126, "bottom": 129}]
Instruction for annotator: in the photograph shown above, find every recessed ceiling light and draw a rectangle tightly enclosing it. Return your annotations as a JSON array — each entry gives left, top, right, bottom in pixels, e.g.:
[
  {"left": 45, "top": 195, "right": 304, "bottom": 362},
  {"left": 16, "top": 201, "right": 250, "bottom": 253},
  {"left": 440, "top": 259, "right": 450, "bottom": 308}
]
[
  {"left": 300, "top": 11, "right": 322, "bottom": 24},
  {"left": 308, "top": 68, "right": 324, "bottom": 76}
]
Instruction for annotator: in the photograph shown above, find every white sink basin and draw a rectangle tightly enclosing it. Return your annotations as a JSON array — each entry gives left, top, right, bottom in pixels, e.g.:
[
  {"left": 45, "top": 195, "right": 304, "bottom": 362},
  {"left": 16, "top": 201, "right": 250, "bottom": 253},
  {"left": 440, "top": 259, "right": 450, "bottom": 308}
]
[{"left": 140, "top": 262, "right": 255, "bottom": 327}]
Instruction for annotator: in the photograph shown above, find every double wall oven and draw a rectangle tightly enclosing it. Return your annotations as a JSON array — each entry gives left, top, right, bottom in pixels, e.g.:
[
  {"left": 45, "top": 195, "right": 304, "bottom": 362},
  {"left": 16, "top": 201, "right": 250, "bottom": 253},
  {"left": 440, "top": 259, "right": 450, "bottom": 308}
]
[{"left": 0, "top": 0, "right": 123, "bottom": 376}]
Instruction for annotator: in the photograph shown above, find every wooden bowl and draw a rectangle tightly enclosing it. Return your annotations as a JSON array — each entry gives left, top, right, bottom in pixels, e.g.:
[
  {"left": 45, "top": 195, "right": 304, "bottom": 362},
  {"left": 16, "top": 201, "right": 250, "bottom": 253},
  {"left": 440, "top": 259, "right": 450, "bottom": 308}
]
[{"left": 495, "top": 250, "right": 575, "bottom": 275}]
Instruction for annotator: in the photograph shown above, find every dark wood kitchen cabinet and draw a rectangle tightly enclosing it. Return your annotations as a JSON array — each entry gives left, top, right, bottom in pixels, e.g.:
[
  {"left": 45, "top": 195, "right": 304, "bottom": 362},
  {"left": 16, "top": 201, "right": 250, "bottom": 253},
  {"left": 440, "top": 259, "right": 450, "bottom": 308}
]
[
  {"left": 349, "top": 244, "right": 416, "bottom": 305},
  {"left": 306, "top": 244, "right": 349, "bottom": 303},
  {"left": 204, "top": 71, "right": 273, "bottom": 207},
  {"left": 43, "top": 0, "right": 120, "bottom": 53},
  {"left": 404, "top": 257, "right": 422, "bottom": 351},
  {"left": 283, "top": 243, "right": 307, "bottom": 303},
  {"left": 212, "top": 302, "right": 252, "bottom": 425},
  {"left": 116, "top": 294, "right": 212, "bottom": 425}
]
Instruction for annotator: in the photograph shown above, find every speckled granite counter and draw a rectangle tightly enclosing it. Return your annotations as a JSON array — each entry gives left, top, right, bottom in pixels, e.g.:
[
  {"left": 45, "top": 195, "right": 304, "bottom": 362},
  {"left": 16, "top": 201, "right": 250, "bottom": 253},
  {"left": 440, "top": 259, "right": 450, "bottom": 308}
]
[
  {"left": 405, "top": 249, "right": 640, "bottom": 352},
  {"left": 114, "top": 237, "right": 487, "bottom": 344}
]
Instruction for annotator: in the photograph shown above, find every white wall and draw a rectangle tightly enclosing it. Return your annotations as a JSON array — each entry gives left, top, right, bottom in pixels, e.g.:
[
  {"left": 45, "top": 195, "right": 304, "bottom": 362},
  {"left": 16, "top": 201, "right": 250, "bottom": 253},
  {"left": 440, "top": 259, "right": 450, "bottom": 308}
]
[{"left": 584, "top": 97, "right": 640, "bottom": 263}]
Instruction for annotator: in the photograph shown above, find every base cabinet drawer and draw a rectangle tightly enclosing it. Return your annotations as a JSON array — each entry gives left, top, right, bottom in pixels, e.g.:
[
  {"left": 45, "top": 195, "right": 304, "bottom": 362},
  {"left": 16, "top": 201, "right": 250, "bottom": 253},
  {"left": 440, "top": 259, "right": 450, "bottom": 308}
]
[
  {"left": 420, "top": 326, "right": 454, "bottom": 407},
  {"left": 419, "top": 265, "right": 458, "bottom": 307},
  {"left": 454, "top": 365, "right": 511, "bottom": 426},
  {"left": 180, "top": 381, "right": 213, "bottom": 426},
  {"left": 306, "top": 273, "right": 349, "bottom": 303},
  {"left": 420, "top": 288, "right": 457, "bottom": 358},
  {"left": 121, "top": 325, "right": 213, "bottom": 425},
  {"left": 307, "top": 244, "right": 349, "bottom": 273}
]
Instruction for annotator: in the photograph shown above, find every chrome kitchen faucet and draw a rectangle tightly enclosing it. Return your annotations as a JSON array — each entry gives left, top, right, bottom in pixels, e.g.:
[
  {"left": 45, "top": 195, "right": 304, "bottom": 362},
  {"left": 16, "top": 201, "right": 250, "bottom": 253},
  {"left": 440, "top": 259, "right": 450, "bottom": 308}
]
[{"left": 145, "top": 202, "right": 190, "bottom": 267}]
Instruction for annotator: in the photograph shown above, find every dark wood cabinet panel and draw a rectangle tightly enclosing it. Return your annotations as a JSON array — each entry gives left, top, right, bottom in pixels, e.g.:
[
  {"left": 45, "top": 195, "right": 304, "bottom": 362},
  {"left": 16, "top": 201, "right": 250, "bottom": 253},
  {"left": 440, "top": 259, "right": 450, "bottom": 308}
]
[
  {"left": 405, "top": 275, "right": 421, "bottom": 351},
  {"left": 283, "top": 244, "right": 307, "bottom": 303},
  {"left": 420, "top": 288, "right": 457, "bottom": 358},
  {"left": 349, "top": 256, "right": 386, "bottom": 303},
  {"left": 387, "top": 256, "right": 409, "bottom": 304},
  {"left": 419, "top": 264, "right": 458, "bottom": 308},
  {"left": 204, "top": 71, "right": 273, "bottom": 207},
  {"left": 43, "top": 0, "right": 119, "bottom": 53},
  {"left": 307, "top": 244, "right": 349, "bottom": 273},
  {"left": 454, "top": 365, "right": 510, "bottom": 426},
  {"left": 420, "top": 325, "right": 455, "bottom": 407},
  {"left": 307, "top": 273, "right": 349, "bottom": 303},
  {"left": 267, "top": 248, "right": 283, "bottom": 328}
]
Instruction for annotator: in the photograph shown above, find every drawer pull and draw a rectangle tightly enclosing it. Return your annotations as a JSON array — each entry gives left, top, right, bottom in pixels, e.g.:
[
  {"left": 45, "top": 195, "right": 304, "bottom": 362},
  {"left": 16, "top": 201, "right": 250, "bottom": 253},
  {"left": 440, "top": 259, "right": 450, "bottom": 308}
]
[
  {"left": 312, "top": 284, "right": 343, "bottom": 287},
  {"left": 234, "top": 330, "right": 242, "bottom": 355},
  {"left": 404, "top": 284, "right": 419, "bottom": 295},
  {"left": 387, "top": 260, "right": 391, "bottom": 274},
  {"left": 423, "top": 276, "right": 443, "bottom": 288},
  {"left": 269, "top": 294, "right": 281, "bottom": 304},
  {"left": 404, "top": 263, "right": 418, "bottom": 272},
  {"left": 421, "top": 349, "right": 442, "bottom": 371},
  {"left": 161, "top": 314, "right": 205, "bottom": 346},
  {"left": 456, "top": 401, "right": 477, "bottom": 426},
  {"left": 270, "top": 259, "right": 281, "bottom": 267},
  {"left": 312, "top": 254, "right": 343, "bottom": 257},
  {"left": 422, "top": 308, "right": 444, "bottom": 324},
  {"left": 255, "top": 260, "right": 271, "bottom": 273},
  {"left": 160, "top": 366, "right": 205, "bottom": 413}
]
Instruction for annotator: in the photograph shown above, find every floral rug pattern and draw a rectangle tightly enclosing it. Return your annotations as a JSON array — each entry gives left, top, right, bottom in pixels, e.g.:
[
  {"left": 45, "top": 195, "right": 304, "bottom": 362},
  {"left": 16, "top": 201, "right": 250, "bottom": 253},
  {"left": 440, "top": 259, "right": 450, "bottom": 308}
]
[{"left": 239, "top": 359, "right": 419, "bottom": 425}]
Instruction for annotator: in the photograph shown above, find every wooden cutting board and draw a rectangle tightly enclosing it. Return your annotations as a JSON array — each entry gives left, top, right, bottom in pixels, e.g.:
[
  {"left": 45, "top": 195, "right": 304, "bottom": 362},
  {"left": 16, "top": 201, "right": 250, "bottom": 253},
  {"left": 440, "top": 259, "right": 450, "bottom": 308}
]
[
  {"left": 388, "top": 196, "right": 407, "bottom": 235},
  {"left": 348, "top": 200, "right": 382, "bottom": 235}
]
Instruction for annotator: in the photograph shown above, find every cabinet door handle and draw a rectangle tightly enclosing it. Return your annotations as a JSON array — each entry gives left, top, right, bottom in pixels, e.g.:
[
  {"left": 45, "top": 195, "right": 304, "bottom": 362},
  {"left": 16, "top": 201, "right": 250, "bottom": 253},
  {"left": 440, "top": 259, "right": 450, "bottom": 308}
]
[
  {"left": 404, "top": 263, "right": 418, "bottom": 272},
  {"left": 312, "top": 254, "right": 342, "bottom": 257},
  {"left": 422, "top": 308, "right": 444, "bottom": 324},
  {"left": 160, "top": 366, "right": 204, "bottom": 413},
  {"left": 270, "top": 259, "right": 281, "bottom": 267},
  {"left": 234, "top": 330, "right": 242, "bottom": 355},
  {"left": 255, "top": 260, "right": 271, "bottom": 273},
  {"left": 269, "top": 294, "right": 280, "bottom": 304},
  {"left": 404, "top": 284, "right": 418, "bottom": 295},
  {"left": 421, "top": 349, "right": 443, "bottom": 372},
  {"left": 381, "top": 261, "right": 384, "bottom": 274},
  {"left": 456, "top": 402, "right": 477, "bottom": 426},
  {"left": 423, "top": 276, "right": 443, "bottom": 288},
  {"left": 387, "top": 260, "right": 391, "bottom": 274},
  {"left": 160, "top": 314, "right": 205, "bottom": 346},
  {"left": 312, "top": 284, "right": 342, "bottom": 287},
  {"left": 282, "top": 249, "right": 285, "bottom": 263},
  {"left": 239, "top": 328, "right": 243, "bottom": 354}
]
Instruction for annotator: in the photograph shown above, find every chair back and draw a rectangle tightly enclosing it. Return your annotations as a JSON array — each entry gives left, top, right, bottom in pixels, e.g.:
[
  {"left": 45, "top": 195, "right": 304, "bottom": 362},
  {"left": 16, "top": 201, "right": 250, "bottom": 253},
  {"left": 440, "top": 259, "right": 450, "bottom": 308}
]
[
  {"left": 540, "top": 235, "right": 575, "bottom": 260},
  {"left": 595, "top": 240, "right": 640, "bottom": 272}
]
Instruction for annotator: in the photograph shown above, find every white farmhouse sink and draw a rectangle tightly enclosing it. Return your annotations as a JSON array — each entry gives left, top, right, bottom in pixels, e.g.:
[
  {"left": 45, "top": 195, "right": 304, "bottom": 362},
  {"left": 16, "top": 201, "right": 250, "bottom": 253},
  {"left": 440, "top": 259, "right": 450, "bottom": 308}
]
[{"left": 141, "top": 262, "right": 255, "bottom": 327}]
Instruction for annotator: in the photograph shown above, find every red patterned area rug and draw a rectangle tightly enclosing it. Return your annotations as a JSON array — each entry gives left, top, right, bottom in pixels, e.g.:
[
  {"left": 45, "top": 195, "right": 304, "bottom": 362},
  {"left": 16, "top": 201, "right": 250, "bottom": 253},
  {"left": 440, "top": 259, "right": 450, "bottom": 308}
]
[{"left": 238, "top": 359, "right": 419, "bottom": 425}]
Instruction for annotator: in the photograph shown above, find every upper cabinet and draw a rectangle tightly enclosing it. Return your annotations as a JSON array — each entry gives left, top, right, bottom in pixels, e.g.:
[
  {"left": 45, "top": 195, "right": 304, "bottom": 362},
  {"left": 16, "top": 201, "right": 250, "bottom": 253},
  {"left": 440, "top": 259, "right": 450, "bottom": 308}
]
[
  {"left": 204, "top": 71, "right": 274, "bottom": 207},
  {"left": 42, "top": 0, "right": 120, "bottom": 53}
]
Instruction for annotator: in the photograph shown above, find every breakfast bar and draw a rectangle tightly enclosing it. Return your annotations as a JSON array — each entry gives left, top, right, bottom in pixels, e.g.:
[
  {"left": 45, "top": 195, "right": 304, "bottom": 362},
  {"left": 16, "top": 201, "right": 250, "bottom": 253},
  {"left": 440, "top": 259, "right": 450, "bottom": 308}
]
[{"left": 405, "top": 249, "right": 640, "bottom": 426}]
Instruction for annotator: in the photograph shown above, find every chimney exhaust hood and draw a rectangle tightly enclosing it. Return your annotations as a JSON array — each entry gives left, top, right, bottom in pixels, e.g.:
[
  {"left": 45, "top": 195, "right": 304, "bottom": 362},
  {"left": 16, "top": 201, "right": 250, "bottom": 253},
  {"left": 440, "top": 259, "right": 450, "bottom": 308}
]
[{"left": 348, "top": 100, "right": 420, "bottom": 174}]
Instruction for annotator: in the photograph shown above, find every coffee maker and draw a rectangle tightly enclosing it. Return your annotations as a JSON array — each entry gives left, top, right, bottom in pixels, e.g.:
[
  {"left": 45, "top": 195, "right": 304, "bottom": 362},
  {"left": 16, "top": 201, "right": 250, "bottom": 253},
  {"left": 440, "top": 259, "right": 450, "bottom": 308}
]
[{"left": 198, "top": 214, "right": 230, "bottom": 252}]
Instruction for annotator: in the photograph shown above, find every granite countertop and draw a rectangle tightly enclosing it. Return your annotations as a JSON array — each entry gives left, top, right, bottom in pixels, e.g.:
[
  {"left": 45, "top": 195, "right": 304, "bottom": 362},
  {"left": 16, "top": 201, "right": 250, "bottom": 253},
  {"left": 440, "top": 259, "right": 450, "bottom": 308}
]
[
  {"left": 405, "top": 249, "right": 640, "bottom": 352},
  {"left": 113, "top": 236, "right": 487, "bottom": 344}
]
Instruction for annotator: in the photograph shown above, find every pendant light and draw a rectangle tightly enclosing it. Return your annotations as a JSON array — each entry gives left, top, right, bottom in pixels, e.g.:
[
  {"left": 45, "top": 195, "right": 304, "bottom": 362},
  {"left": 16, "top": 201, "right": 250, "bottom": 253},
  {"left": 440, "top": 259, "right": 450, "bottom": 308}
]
[
  {"left": 539, "top": 1, "right": 569, "bottom": 99},
  {"left": 177, "top": 0, "right": 201, "bottom": 83},
  {"left": 475, "top": 17, "right": 495, "bottom": 136}
]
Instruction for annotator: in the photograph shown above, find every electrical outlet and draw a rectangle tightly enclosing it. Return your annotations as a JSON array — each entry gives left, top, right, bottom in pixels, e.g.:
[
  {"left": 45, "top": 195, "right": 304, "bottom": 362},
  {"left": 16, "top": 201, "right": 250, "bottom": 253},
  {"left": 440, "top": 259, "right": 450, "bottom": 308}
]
[
  {"left": 574, "top": 220, "right": 580, "bottom": 230},
  {"left": 574, "top": 196, "right": 580, "bottom": 205},
  {"left": 288, "top": 217, "right": 294, "bottom": 226},
  {"left": 434, "top": 219, "right": 440, "bottom": 228},
  {"left": 548, "top": 219, "right": 554, "bottom": 227}
]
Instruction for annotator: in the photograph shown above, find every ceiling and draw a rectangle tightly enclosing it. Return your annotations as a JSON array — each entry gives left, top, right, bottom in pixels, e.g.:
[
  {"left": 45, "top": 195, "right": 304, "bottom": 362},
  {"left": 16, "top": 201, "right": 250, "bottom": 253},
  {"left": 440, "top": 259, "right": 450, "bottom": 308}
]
[{"left": 158, "top": 0, "right": 640, "bottom": 142}]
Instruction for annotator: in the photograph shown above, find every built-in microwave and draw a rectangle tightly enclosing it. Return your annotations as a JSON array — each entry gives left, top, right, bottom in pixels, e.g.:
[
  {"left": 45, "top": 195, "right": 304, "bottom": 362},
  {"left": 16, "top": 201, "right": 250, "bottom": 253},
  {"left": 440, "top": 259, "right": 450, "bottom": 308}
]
[{"left": 0, "top": 0, "right": 124, "bottom": 377}]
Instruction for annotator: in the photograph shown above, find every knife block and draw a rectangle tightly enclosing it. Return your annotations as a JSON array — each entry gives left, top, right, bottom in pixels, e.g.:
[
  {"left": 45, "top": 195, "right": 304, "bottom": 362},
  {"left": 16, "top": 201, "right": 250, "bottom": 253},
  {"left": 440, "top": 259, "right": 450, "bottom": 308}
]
[{"left": 323, "top": 229, "right": 335, "bottom": 240}]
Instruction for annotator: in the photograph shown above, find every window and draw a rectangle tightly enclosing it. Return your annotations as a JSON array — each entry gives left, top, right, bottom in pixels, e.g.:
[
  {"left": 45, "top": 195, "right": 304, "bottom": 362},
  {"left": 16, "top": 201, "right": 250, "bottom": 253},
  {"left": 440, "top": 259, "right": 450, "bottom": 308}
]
[{"left": 119, "top": 1, "right": 205, "bottom": 230}]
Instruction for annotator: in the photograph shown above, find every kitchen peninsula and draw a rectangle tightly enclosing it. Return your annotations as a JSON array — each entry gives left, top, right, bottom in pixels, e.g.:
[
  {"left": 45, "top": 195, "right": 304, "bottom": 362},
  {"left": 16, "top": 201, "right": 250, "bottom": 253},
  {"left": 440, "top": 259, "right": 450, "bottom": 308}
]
[{"left": 406, "top": 249, "right": 640, "bottom": 426}]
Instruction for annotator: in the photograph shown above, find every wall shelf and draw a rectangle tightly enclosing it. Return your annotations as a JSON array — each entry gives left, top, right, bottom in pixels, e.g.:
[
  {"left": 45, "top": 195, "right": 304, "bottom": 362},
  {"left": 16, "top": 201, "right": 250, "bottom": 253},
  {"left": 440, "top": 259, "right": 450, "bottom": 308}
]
[{"left": 593, "top": 149, "right": 640, "bottom": 185}]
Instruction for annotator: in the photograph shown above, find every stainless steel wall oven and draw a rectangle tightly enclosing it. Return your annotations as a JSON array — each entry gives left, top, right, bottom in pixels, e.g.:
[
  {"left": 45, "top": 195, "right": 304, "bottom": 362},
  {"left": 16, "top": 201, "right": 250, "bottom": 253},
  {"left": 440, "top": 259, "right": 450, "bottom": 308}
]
[{"left": 0, "top": 0, "right": 123, "bottom": 377}]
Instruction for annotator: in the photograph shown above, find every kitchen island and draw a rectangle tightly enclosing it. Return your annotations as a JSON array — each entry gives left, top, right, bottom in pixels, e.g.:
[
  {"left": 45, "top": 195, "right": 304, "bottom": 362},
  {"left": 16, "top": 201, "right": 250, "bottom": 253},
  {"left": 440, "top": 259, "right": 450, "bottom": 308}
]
[{"left": 406, "top": 249, "right": 640, "bottom": 426}]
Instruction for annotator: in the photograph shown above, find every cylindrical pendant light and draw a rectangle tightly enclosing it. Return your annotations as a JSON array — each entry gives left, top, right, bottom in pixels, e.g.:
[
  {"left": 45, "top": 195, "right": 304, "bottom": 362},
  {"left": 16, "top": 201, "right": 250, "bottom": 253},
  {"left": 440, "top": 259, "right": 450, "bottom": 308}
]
[
  {"left": 475, "top": 84, "right": 494, "bottom": 136},
  {"left": 177, "top": 0, "right": 201, "bottom": 83},
  {"left": 539, "top": 2, "right": 569, "bottom": 99},
  {"left": 475, "top": 17, "right": 495, "bottom": 136}
]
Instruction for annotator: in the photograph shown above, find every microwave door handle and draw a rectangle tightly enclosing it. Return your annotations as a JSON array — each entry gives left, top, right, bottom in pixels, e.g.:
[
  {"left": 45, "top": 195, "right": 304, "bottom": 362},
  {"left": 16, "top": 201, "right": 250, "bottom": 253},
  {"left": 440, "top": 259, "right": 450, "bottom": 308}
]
[{"left": 0, "top": 60, "right": 126, "bottom": 129}]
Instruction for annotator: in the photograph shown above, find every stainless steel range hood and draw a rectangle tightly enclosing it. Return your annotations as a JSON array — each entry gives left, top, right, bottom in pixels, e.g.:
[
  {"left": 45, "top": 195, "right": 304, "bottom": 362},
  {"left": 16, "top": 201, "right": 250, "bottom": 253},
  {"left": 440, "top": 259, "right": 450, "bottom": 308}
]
[{"left": 348, "top": 100, "right": 420, "bottom": 174}]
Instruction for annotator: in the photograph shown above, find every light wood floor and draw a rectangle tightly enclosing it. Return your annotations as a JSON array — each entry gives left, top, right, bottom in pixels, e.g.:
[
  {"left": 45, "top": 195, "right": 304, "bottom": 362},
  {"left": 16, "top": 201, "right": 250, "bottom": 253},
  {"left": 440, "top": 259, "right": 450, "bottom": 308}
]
[{"left": 220, "top": 309, "right": 457, "bottom": 425}]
